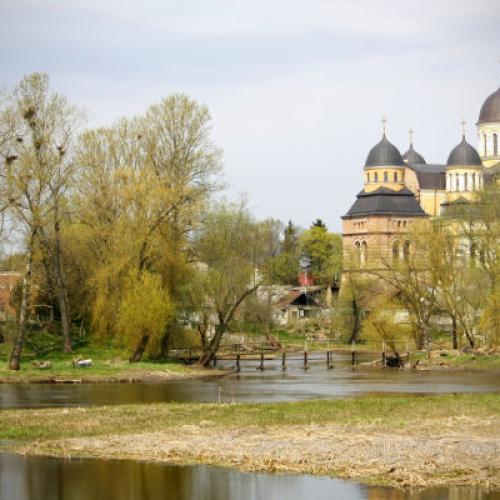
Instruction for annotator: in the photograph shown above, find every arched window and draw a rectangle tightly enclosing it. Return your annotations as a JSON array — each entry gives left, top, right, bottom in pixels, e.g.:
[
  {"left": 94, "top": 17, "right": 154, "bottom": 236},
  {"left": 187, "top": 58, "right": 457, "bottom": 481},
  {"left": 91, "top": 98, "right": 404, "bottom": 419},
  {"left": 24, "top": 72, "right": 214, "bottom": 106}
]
[
  {"left": 472, "top": 172, "right": 476, "bottom": 190},
  {"left": 383, "top": 171, "right": 388, "bottom": 182},
  {"left": 494, "top": 134, "right": 498, "bottom": 156},
  {"left": 392, "top": 241, "right": 399, "bottom": 261},
  {"left": 464, "top": 172, "right": 468, "bottom": 191},
  {"left": 354, "top": 241, "right": 361, "bottom": 267},
  {"left": 455, "top": 173, "right": 460, "bottom": 191},
  {"left": 403, "top": 240, "right": 410, "bottom": 261},
  {"left": 484, "top": 135, "right": 488, "bottom": 156},
  {"left": 393, "top": 172, "right": 398, "bottom": 182},
  {"left": 374, "top": 172, "right": 379, "bottom": 182},
  {"left": 361, "top": 241, "right": 367, "bottom": 266},
  {"left": 367, "top": 173, "right": 370, "bottom": 183}
]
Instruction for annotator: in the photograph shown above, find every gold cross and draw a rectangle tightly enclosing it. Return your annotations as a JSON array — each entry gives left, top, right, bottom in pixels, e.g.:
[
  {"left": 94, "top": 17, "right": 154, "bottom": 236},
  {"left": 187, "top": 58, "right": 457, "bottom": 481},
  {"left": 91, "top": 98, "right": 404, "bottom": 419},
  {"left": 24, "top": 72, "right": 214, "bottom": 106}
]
[
  {"left": 382, "top": 115, "right": 387, "bottom": 136},
  {"left": 409, "top": 127, "right": 414, "bottom": 146},
  {"left": 461, "top": 118, "right": 466, "bottom": 137}
]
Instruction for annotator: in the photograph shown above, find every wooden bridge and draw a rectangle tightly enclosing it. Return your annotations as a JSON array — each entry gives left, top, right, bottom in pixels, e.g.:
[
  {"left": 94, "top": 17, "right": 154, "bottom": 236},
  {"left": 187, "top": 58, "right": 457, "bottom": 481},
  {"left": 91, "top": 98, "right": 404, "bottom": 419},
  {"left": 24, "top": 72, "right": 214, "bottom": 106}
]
[{"left": 168, "top": 340, "right": 416, "bottom": 371}]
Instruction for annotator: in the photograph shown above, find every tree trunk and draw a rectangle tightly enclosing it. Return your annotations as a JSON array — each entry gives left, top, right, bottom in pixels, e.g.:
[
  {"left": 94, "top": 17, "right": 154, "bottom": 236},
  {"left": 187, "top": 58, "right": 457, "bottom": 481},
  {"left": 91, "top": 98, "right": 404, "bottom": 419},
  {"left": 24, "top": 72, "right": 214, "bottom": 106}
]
[
  {"left": 348, "top": 297, "right": 360, "bottom": 344},
  {"left": 52, "top": 219, "right": 72, "bottom": 354},
  {"left": 129, "top": 334, "right": 150, "bottom": 363},
  {"left": 197, "top": 285, "right": 260, "bottom": 367},
  {"left": 450, "top": 315, "right": 458, "bottom": 349},
  {"left": 159, "top": 331, "right": 170, "bottom": 359},
  {"left": 10, "top": 249, "right": 34, "bottom": 370},
  {"left": 198, "top": 323, "right": 225, "bottom": 367},
  {"left": 197, "top": 324, "right": 207, "bottom": 350}
]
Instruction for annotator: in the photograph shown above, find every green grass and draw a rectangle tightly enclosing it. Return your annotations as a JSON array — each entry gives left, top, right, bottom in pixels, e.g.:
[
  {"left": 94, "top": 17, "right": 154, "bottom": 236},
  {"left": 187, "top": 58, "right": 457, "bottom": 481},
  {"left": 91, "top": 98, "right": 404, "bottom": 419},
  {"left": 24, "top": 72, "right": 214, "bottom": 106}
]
[
  {"left": 439, "top": 352, "right": 500, "bottom": 369},
  {"left": 0, "top": 393, "right": 498, "bottom": 442},
  {"left": 0, "top": 341, "right": 198, "bottom": 383}
]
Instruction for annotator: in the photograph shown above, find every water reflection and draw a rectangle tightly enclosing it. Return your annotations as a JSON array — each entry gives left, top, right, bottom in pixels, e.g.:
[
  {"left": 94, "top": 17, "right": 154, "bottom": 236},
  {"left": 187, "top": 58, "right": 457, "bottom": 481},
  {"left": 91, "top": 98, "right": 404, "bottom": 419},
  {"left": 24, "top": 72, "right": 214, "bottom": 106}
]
[
  {"left": 0, "top": 454, "right": 495, "bottom": 500},
  {"left": 1, "top": 353, "right": 499, "bottom": 409}
]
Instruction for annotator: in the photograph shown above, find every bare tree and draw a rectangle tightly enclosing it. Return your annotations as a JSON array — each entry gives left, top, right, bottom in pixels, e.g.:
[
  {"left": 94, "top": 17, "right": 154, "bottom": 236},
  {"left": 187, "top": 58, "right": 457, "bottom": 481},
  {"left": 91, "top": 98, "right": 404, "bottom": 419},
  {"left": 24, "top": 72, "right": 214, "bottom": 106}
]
[{"left": 194, "top": 201, "right": 265, "bottom": 366}]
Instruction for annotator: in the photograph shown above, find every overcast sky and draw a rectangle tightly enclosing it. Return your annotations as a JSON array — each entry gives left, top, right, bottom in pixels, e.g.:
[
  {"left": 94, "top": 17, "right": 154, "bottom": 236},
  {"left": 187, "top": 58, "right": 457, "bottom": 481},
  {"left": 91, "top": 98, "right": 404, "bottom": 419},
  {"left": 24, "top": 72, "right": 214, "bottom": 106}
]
[{"left": 1, "top": 0, "right": 499, "bottom": 231}]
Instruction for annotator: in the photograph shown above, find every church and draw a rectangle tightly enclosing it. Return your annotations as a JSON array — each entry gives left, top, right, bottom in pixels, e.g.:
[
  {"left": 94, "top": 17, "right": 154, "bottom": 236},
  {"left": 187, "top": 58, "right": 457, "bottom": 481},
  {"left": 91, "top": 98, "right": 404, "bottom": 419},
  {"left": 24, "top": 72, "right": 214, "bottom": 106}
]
[{"left": 342, "top": 84, "right": 500, "bottom": 270}]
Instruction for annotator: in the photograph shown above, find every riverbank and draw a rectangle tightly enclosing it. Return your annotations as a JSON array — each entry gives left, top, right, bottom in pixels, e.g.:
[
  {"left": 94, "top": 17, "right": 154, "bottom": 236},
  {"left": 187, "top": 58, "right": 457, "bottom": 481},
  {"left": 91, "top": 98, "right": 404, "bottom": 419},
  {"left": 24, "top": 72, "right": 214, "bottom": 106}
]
[
  {"left": 0, "top": 345, "right": 224, "bottom": 383},
  {"left": 2, "top": 394, "right": 499, "bottom": 489}
]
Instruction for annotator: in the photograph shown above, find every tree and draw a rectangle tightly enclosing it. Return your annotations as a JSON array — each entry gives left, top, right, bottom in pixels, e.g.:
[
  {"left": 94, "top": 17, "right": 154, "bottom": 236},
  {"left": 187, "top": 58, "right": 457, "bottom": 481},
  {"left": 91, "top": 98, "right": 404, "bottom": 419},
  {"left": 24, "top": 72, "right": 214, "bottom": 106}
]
[
  {"left": 116, "top": 270, "right": 173, "bottom": 362},
  {"left": 194, "top": 201, "right": 265, "bottom": 366},
  {"left": 272, "top": 220, "right": 300, "bottom": 285},
  {"left": 371, "top": 220, "right": 439, "bottom": 349},
  {"left": 299, "top": 225, "right": 342, "bottom": 285},
  {"left": 311, "top": 218, "right": 327, "bottom": 230},
  {"left": 72, "top": 94, "right": 222, "bottom": 356},
  {"left": 0, "top": 73, "right": 80, "bottom": 367}
]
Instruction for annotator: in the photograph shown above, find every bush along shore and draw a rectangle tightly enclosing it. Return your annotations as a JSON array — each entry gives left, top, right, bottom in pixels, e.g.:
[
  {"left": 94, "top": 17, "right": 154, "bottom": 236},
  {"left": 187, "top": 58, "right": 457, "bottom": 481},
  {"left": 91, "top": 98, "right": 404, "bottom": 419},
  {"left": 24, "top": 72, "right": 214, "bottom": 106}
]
[{"left": 2, "top": 394, "right": 499, "bottom": 489}]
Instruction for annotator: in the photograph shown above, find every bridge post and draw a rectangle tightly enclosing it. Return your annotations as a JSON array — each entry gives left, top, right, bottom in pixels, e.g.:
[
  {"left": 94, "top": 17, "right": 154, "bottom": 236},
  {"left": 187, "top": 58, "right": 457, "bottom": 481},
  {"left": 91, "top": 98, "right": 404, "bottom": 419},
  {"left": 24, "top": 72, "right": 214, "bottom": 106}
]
[
  {"left": 259, "top": 351, "right": 264, "bottom": 371},
  {"left": 282, "top": 351, "right": 287, "bottom": 370},
  {"left": 303, "top": 350, "right": 309, "bottom": 370},
  {"left": 351, "top": 341, "right": 356, "bottom": 366},
  {"left": 327, "top": 350, "right": 333, "bottom": 369}
]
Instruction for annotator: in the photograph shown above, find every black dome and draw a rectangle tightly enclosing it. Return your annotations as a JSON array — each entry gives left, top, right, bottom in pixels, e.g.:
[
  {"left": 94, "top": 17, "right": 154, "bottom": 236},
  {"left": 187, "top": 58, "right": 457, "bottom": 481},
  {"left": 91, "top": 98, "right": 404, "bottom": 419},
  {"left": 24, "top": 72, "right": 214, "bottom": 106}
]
[
  {"left": 403, "top": 145, "right": 426, "bottom": 164},
  {"left": 447, "top": 137, "right": 482, "bottom": 166},
  {"left": 477, "top": 87, "right": 500, "bottom": 124},
  {"left": 365, "top": 135, "right": 405, "bottom": 168}
]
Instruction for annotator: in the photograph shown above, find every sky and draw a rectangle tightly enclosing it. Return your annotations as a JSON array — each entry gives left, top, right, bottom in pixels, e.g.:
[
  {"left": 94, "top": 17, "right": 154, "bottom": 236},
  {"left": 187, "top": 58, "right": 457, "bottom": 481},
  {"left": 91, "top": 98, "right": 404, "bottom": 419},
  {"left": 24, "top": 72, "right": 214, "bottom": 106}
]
[{"left": 1, "top": 0, "right": 499, "bottom": 231}]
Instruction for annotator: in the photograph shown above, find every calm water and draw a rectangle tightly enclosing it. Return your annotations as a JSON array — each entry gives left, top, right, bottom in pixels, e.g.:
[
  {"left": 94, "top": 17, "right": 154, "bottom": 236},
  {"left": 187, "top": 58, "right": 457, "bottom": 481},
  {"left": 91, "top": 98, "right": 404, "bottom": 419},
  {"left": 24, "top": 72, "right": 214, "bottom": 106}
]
[
  {"left": 0, "top": 454, "right": 497, "bottom": 500},
  {"left": 1, "top": 353, "right": 499, "bottom": 409}
]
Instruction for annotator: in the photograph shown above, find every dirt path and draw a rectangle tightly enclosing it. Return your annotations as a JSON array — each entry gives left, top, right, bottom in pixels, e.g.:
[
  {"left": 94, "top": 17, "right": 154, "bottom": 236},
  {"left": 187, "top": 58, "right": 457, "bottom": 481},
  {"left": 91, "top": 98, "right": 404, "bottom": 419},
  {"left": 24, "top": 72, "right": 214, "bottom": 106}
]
[{"left": 19, "top": 415, "right": 500, "bottom": 488}]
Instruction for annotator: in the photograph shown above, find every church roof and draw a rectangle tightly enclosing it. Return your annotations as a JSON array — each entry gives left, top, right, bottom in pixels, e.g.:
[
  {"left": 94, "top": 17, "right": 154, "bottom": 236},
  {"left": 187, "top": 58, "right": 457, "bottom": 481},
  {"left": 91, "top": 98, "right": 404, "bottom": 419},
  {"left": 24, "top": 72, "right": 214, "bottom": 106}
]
[
  {"left": 407, "top": 163, "right": 446, "bottom": 190},
  {"left": 477, "top": 86, "right": 500, "bottom": 124},
  {"left": 365, "top": 135, "right": 405, "bottom": 167},
  {"left": 403, "top": 145, "right": 426, "bottom": 164},
  {"left": 342, "top": 187, "right": 427, "bottom": 218},
  {"left": 447, "top": 137, "right": 482, "bottom": 166}
]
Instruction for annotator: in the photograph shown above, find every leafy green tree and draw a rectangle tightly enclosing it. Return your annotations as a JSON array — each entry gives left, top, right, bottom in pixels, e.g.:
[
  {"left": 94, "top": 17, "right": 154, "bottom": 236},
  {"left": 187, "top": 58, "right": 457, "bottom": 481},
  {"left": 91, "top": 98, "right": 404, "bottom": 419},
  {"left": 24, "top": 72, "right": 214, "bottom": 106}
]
[
  {"left": 299, "top": 225, "right": 342, "bottom": 284},
  {"left": 311, "top": 218, "right": 327, "bottom": 230},
  {"left": 271, "top": 220, "right": 300, "bottom": 285}
]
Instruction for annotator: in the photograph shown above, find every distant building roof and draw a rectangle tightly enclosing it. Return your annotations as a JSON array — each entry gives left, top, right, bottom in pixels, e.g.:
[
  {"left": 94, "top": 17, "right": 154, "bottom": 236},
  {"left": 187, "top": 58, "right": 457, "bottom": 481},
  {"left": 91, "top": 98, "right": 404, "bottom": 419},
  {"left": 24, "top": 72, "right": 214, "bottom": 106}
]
[
  {"left": 342, "top": 187, "right": 427, "bottom": 218},
  {"left": 407, "top": 163, "right": 446, "bottom": 190}
]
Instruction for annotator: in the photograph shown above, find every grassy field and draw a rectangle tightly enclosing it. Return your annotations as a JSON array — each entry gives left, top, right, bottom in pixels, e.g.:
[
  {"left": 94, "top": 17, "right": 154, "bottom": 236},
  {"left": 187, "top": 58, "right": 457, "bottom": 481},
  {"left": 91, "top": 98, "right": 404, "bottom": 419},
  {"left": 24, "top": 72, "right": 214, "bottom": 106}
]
[
  {"left": 1, "top": 393, "right": 498, "bottom": 441},
  {"left": 0, "top": 342, "right": 217, "bottom": 383}
]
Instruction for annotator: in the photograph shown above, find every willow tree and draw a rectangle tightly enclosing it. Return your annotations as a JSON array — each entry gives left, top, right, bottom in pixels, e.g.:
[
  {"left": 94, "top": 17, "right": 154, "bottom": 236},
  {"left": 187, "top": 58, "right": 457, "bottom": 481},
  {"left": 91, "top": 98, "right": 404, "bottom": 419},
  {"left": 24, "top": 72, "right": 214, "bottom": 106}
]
[
  {"left": 116, "top": 270, "right": 173, "bottom": 362},
  {"left": 73, "top": 94, "right": 221, "bottom": 357}
]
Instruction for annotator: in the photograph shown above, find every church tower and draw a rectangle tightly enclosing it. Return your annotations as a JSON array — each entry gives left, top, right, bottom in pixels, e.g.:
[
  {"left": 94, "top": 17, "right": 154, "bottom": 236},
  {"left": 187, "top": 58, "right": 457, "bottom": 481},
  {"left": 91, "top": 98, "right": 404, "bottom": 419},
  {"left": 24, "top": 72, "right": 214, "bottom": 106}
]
[
  {"left": 342, "top": 127, "right": 426, "bottom": 271},
  {"left": 477, "top": 85, "right": 500, "bottom": 168},
  {"left": 445, "top": 129, "right": 484, "bottom": 203}
]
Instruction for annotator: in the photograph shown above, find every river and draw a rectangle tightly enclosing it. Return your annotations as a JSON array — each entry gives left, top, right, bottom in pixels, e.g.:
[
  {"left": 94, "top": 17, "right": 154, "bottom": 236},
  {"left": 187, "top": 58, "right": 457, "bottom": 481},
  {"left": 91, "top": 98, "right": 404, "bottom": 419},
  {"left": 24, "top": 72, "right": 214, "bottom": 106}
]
[{"left": 1, "top": 353, "right": 498, "bottom": 499}]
